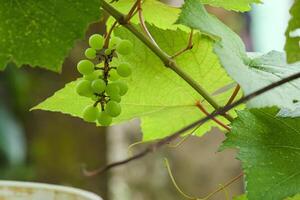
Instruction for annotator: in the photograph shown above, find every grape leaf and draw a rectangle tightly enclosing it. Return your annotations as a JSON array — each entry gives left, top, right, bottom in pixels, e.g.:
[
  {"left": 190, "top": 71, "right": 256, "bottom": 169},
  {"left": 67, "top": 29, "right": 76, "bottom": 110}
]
[
  {"left": 222, "top": 108, "right": 300, "bottom": 200},
  {"left": 199, "top": 0, "right": 261, "bottom": 12},
  {"left": 0, "top": 0, "right": 102, "bottom": 72},
  {"left": 108, "top": 0, "right": 185, "bottom": 30},
  {"left": 285, "top": 0, "right": 300, "bottom": 63},
  {"left": 33, "top": 25, "right": 238, "bottom": 141},
  {"left": 177, "top": 0, "right": 300, "bottom": 116}
]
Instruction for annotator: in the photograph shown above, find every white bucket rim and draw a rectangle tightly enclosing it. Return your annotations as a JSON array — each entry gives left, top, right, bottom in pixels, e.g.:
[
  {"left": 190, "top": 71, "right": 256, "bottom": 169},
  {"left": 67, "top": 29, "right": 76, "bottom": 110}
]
[{"left": 0, "top": 181, "right": 102, "bottom": 200}]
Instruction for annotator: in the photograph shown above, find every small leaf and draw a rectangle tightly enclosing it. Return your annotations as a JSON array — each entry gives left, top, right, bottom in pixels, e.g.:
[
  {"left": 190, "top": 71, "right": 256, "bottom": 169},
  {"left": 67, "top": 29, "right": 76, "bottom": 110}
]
[
  {"left": 177, "top": 0, "right": 300, "bottom": 116},
  {"left": 0, "top": 1, "right": 102, "bottom": 72},
  {"left": 222, "top": 107, "right": 300, "bottom": 200},
  {"left": 285, "top": 0, "right": 300, "bottom": 63},
  {"left": 109, "top": 0, "right": 186, "bottom": 31}
]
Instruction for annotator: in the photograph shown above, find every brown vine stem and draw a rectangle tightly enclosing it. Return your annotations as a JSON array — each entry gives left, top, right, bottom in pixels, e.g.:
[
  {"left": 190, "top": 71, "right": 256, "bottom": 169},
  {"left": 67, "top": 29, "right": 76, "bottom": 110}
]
[
  {"left": 100, "top": 0, "right": 234, "bottom": 122},
  {"left": 226, "top": 84, "right": 241, "bottom": 106},
  {"left": 83, "top": 71, "right": 300, "bottom": 176},
  {"left": 195, "top": 100, "right": 231, "bottom": 131},
  {"left": 104, "top": 20, "right": 118, "bottom": 48},
  {"left": 171, "top": 29, "right": 194, "bottom": 58}
]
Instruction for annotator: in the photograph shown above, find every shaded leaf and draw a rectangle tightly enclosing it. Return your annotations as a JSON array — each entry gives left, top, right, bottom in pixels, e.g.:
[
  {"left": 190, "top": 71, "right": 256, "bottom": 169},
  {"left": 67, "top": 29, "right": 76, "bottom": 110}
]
[
  {"left": 222, "top": 108, "right": 300, "bottom": 200},
  {"left": 0, "top": 0, "right": 102, "bottom": 72}
]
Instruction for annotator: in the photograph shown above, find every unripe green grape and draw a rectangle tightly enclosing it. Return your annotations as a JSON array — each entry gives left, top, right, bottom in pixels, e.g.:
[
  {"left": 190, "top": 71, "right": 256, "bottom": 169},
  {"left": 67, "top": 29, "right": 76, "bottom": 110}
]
[
  {"left": 108, "top": 69, "right": 120, "bottom": 81},
  {"left": 85, "top": 48, "right": 97, "bottom": 59},
  {"left": 109, "top": 93, "right": 121, "bottom": 103},
  {"left": 117, "top": 62, "right": 132, "bottom": 77},
  {"left": 77, "top": 60, "right": 94, "bottom": 75},
  {"left": 96, "top": 62, "right": 103, "bottom": 68},
  {"left": 89, "top": 34, "right": 104, "bottom": 50},
  {"left": 104, "top": 48, "right": 112, "bottom": 55},
  {"left": 109, "top": 36, "right": 121, "bottom": 48},
  {"left": 82, "top": 105, "right": 99, "bottom": 122},
  {"left": 97, "top": 112, "right": 112, "bottom": 126},
  {"left": 115, "top": 80, "right": 128, "bottom": 96},
  {"left": 105, "top": 83, "right": 120, "bottom": 97},
  {"left": 91, "top": 79, "right": 106, "bottom": 93},
  {"left": 84, "top": 70, "right": 103, "bottom": 81},
  {"left": 116, "top": 40, "right": 133, "bottom": 55},
  {"left": 105, "top": 101, "right": 121, "bottom": 117},
  {"left": 76, "top": 80, "right": 93, "bottom": 97}
]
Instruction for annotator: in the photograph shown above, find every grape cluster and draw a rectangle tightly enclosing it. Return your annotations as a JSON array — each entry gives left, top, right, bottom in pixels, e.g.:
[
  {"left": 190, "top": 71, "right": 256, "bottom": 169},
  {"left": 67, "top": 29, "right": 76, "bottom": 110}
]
[{"left": 75, "top": 34, "right": 133, "bottom": 126}]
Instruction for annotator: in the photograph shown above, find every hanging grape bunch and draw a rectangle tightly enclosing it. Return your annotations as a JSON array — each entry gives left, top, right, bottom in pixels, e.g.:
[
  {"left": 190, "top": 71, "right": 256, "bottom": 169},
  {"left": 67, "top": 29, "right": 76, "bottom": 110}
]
[{"left": 75, "top": 34, "right": 133, "bottom": 126}]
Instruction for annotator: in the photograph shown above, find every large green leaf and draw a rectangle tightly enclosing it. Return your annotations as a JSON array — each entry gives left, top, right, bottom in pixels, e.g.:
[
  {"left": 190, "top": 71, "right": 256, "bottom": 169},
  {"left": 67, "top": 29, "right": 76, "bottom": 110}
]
[
  {"left": 0, "top": 0, "right": 102, "bottom": 72},
  {"left": 33, "top": 25, "right": 237, "bottom": 141},
  {"left": 222, "top": 108, "right": 300, "bottom": 200},
  {"left": 199, "top": 0, "right": 261, "bottom": 12},
  {"left": 177, "top": 0, "right": 300, "bottom": 116},
  {"left": 285, "top": 0, "right": 300, "bottom": 63}
]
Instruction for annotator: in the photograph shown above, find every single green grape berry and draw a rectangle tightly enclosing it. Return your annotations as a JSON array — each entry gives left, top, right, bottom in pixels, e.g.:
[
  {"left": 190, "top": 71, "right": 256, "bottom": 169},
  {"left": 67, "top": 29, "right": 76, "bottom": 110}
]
[
  {"left": 77, "top": 60, "right": 94, "bottom": 75},
  {"left": 104, "top": 48, "right": 112, "bottom": 55},
  {"left": 109, "top": 36, "right": 121, "bottom": 48},
  {"left": 117, "top": 62, "right": 132, "bottom": 77},
  {"left": 91, "top": 79, "right": 106, "bottom": 93},
  {"left": 116, "top": 40, "right": 133, "bottom": 55},
  {"left": 76, "top": 80, "right": 93, "bottom": 97},
  {"left": 105, "top": 83, "right": 120, "bottom": 97},
  {"left": 108, "top": 69, "right": 120, "bottom": 81},
  {"left": 84, "top": 70, "right": 103, "bottom": 81},
  {"left": 85, "top": 48, "right": 97, "bottom": 59},
  {"left": 105, "top": 101, "right": 121, "bottom": 117},
  {"left": 89, "top": 34, "right": 104, "bottom": 50},
  {"left": 109, "top": 93, "right": 121, "bottom": 103},
  {"left": 97, "top": 111, "right": 112, "bottom": 126},
  {"left": 83, "top": 105, "right": 99, "bottom": 122},
  {"left": 115, "top": 80, "right": 128, "bottom": 96}
]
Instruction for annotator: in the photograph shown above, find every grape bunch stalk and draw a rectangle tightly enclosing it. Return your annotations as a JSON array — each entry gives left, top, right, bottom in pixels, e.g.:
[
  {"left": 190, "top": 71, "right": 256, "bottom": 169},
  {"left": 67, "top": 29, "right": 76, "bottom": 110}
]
[{"left": 75, "top": 34, "right": 133, "bottom": 126}]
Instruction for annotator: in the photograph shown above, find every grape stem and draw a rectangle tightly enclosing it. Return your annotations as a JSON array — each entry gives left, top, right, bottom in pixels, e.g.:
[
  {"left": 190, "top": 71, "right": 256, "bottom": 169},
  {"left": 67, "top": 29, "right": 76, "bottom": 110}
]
[
  {"left": 83, "top": 71, "right": 300, "bottom": 175},
  {"left": 100, "top": 1, "right": 234, "bottom": 122},
  {"left": 171, "top": 29, "right": 194, "bottom": 58},
  {"left": 137, "top": 0, "right": 160, "bottom": 48},
  {"left": 225, "top": 84, "right": 241, "bottom": 106},
  {"left": 195, "top": 100, "right": 231, "bottom": 131},
  {"left": 104, "top": 20, "right": 118, "bottom": 48}
]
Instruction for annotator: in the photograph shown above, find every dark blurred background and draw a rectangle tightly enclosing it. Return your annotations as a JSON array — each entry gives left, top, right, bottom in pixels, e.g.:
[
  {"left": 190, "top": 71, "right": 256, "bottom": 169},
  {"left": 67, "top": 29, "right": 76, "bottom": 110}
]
[{"left": 0, "top": 0, "right": 292, "bottom": 199}]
